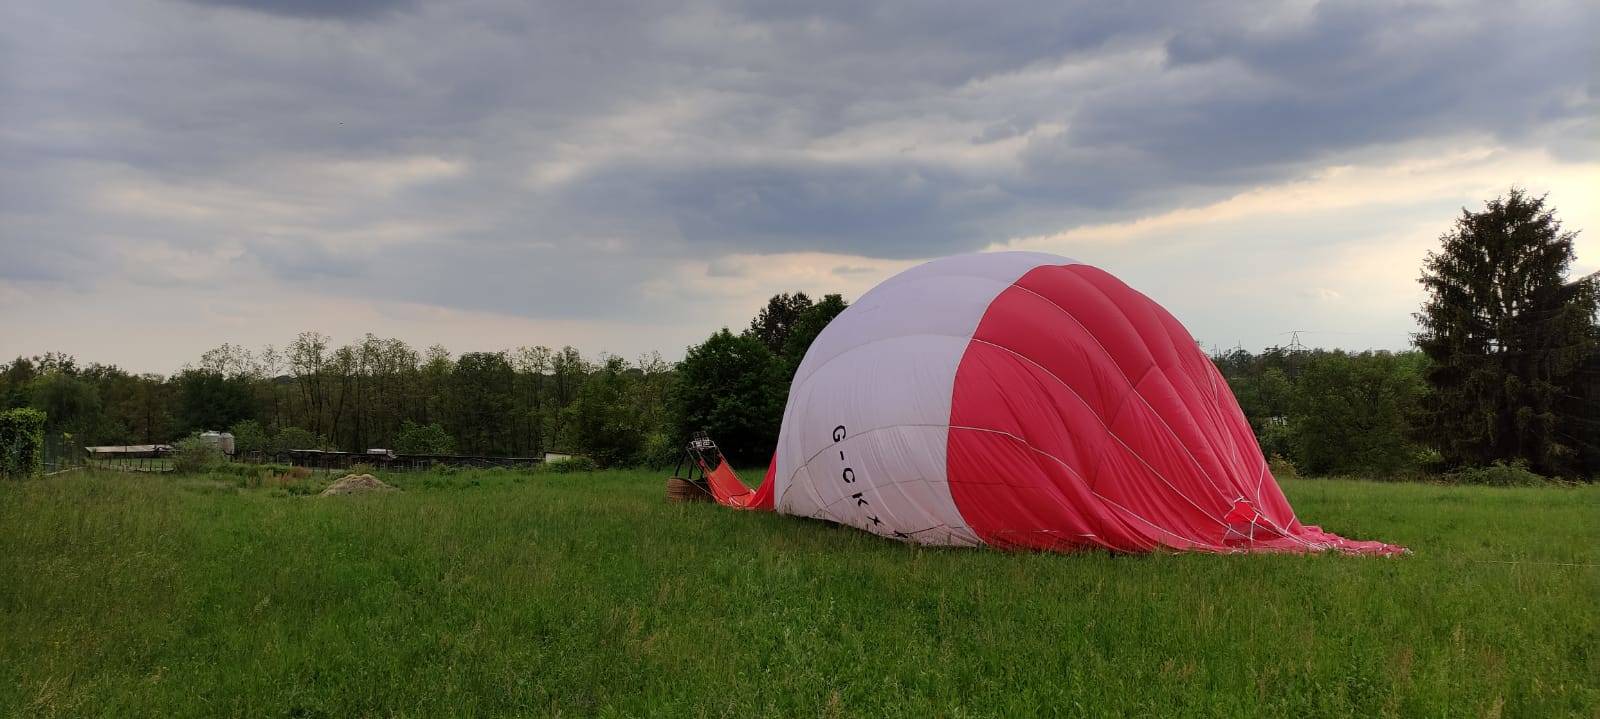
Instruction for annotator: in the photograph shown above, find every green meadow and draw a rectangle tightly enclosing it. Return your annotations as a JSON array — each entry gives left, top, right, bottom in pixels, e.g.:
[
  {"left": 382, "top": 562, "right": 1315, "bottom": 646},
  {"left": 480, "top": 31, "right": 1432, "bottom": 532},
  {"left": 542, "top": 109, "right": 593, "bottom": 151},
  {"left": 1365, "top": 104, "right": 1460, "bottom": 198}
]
[{"left": 2, "top": 469, "right": 1595, "bottom": 718}]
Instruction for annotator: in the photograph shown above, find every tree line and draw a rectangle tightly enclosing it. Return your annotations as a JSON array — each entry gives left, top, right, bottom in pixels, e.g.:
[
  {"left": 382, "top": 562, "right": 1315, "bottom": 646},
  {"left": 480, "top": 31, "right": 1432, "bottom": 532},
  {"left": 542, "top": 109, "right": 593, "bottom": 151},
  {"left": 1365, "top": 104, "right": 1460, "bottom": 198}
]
[
  {"left": 1215, "top": 346, "right": 1433, "bottom": 476},
  {"left": 0, "top": 293, "right": 849, "bottom": 470},
  {"left": 2, "top": 191, "right": 1595, "bottom": 479}
]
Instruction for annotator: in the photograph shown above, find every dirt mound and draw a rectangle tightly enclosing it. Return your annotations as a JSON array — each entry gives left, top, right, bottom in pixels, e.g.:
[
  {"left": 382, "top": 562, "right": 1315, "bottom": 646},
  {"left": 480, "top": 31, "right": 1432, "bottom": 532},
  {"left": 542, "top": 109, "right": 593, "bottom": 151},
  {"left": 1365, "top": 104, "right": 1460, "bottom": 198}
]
[{"left": 318, "top": 473, "right": 398, "bottom": 497}]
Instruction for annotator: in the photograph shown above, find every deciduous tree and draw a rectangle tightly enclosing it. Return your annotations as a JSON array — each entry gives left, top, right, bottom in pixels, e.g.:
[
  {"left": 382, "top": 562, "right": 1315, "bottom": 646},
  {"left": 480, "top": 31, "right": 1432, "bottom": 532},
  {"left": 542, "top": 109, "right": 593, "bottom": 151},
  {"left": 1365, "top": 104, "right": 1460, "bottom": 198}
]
[
  {"left": 671, "top": 329, "right": 785, "bottom": 464},
  {"left": 747, "top": 292, "right": 815, "bottom": 355}
]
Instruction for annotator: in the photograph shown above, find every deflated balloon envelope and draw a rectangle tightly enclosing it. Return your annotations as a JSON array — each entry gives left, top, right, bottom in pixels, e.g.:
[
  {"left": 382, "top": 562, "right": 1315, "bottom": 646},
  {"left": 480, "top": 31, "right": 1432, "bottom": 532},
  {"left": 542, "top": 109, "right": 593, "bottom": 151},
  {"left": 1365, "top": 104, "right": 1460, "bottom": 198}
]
[{"left": 764, "top": 252, "right": 1402, "bottom": 556}]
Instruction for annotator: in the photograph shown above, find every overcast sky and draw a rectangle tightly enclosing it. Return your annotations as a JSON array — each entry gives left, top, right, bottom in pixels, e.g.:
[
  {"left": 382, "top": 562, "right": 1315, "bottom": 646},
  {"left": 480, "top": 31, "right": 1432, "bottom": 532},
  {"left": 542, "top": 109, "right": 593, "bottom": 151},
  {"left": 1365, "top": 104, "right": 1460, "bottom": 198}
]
[{"left": 2, "top": 0, "right": 1595, "bottom": 374}]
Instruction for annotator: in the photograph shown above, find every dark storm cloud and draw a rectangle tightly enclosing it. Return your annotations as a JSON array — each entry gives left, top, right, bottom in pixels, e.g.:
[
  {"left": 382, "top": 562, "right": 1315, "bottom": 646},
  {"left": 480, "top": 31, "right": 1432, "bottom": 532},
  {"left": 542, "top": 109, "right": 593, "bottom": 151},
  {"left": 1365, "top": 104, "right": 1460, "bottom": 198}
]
[
  {"left": 0, "top": 0, "right": 1593, "bottom": 323},
  {"left": 1088, "top": 2, "right": 1595, "bottom": 168},
  {"left": 559, "top": 159, "right": 1011, "bottom": 258},
  {"left": 182, "top": 0, "right": 414, "bottom": 20}
]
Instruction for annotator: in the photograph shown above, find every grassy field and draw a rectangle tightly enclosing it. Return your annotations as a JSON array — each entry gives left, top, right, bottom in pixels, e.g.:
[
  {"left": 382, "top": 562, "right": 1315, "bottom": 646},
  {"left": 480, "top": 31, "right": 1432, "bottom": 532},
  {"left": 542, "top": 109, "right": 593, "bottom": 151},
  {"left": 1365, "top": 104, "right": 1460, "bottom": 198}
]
[{"left": 1, "top": 468, "right": 1596, "bottom": 718}]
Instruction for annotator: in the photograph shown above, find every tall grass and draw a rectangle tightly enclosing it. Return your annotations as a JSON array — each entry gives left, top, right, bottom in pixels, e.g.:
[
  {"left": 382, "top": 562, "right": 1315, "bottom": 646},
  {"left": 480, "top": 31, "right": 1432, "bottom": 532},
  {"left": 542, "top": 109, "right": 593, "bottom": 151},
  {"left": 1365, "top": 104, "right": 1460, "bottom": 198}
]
[{"left": 1, "top": 470, "right": 1595, "bottom": 717}]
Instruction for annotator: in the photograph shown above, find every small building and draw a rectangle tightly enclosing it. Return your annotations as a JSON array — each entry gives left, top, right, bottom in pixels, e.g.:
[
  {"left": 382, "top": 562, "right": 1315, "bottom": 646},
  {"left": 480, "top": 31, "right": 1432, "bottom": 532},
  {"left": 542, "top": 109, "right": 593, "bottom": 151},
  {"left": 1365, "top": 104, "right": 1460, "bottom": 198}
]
[{"left": 84, "top": 444, "right": 173, "bottom": 459}]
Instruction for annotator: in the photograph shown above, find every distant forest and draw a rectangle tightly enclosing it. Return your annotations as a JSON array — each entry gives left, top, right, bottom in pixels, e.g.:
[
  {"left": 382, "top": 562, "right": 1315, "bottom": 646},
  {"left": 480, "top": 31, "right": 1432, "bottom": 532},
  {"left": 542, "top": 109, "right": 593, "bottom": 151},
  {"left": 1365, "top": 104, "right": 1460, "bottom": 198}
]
[
  {"left": 4, "top": 318, "right": 1593, "bottom": 480},
  {"left": 0, "top": 292, "right": 847, "bottom": 470}
]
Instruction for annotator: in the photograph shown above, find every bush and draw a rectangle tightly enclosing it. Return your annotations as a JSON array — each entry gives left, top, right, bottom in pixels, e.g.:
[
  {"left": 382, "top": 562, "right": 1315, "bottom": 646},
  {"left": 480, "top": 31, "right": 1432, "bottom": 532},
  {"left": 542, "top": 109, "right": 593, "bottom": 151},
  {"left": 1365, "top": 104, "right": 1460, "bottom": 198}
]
[
  {"left": 640, "top": 431, "right": 679, "bottom": 470},
  {"left": 1267, "top": 453, "right": 1299, "bottom": 480},
  {"left": 270, "top": 426, "right": 323, "bottom": 454},
  {"left": 0, "top": 408, "right": 46, "bottom": 478},
  {"left": 394, "top": 421, "right": 454, "bottom": 455},
  {"left": 1257, "top": 421, "right": 1294, "bottom": 461},
  {"left": 1445, "top": 460, "right": 1549, "bottom": 487},
  {"left": 543, "top": 456, "right": 597, "bottom": 473},
  {"left": 172, "top": 436, "right": 224, "bottom": 474},
  {"left": 229, "top": 419, "right": 269, "bottom": 455}
]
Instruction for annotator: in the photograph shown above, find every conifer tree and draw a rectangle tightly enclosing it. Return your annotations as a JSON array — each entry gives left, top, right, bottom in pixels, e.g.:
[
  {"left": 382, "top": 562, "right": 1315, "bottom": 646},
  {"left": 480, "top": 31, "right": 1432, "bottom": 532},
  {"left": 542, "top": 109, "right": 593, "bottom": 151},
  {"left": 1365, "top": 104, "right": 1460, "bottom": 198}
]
[{"left": 1414, "top": 190, "right": 1599, "bottom": 476}]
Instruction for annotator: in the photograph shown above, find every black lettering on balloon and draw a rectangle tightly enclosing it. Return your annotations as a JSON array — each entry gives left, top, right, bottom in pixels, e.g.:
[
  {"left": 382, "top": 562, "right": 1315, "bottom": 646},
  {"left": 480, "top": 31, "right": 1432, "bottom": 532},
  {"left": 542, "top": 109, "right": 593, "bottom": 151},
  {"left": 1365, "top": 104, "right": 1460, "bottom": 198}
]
[{"left": 829, "top": 422, "right": 889, "bottom": 536}]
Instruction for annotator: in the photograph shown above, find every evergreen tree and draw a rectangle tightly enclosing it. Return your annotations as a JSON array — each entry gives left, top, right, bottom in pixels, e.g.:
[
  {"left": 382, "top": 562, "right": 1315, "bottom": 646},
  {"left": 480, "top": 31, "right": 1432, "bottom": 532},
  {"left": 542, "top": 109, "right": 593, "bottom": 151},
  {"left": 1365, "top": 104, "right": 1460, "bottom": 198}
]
[{"left": 1414, "top": 189, "right": 1599, "bottom": 476}]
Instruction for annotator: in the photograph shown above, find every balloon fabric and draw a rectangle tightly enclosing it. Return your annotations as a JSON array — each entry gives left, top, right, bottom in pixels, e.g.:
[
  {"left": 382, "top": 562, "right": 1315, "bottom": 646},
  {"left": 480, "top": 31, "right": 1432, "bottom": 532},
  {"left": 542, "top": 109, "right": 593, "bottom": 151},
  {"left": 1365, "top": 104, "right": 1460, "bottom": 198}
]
[{"left": 712, "top": 252, "right": 1404, "bottom": 556}]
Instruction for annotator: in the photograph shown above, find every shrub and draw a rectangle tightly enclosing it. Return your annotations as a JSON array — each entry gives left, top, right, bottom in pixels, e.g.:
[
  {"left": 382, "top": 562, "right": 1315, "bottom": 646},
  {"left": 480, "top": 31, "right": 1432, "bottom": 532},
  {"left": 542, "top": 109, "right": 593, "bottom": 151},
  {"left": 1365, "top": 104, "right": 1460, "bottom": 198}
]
[
  {"left": 1267, "top": 453, "right": 1299, "bottom": 480},
  {"left": 271, "top": 426, "right": 323, "bottom": 454},
  {"left": 543, "top": 456, "right": 597, "bottom": 473},
  {"left": 1445, "top": 460, "right": 1549, "bottom": 487},
  {"left": 1257, "top": 421, "right": 1294, "bottom": 461},
  {"left": 639, "top": 431, "right": 679, "bottom": 470},
  {"left": 0, "top": 408, "right": 46, "bottom": 478},
  {"left": 229, "top": 419, "right": 269, "bottom": 455},
  {"left": 394, "top": 421, "right": 454, "bottom": 455},
  {"left": 171, "top": 436, "right": 224, "bottom": 474}
]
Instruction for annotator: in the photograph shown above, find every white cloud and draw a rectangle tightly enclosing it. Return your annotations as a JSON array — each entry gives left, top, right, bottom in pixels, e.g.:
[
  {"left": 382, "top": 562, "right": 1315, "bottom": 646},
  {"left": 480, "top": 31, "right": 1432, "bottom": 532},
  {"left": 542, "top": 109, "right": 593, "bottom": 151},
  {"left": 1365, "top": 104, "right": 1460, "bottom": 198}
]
[{"left": 994, "top": 144, "right": 1600, "bottom": 350}]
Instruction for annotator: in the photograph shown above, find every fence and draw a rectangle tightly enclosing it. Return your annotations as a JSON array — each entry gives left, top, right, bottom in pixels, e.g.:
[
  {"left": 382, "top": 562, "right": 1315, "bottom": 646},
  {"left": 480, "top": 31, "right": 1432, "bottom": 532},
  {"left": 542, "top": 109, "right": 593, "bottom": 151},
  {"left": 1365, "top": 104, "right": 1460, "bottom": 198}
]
[
  {"left": 42, "top": 441, "right": 547, "bottom": 476},
  {"left": 41, "top": 433, "right": 86, "bottom": 475},
  {"left": 237, "top": 450, "right": 545, "bottom": 473}
]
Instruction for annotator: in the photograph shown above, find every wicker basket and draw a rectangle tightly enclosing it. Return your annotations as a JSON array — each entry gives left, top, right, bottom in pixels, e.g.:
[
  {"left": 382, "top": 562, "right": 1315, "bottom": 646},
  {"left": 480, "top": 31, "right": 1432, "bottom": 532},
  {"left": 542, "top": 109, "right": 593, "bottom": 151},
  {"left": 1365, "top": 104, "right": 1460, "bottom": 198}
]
[{"left": 665, "top": 476, "right": 713, "bottom": 503}]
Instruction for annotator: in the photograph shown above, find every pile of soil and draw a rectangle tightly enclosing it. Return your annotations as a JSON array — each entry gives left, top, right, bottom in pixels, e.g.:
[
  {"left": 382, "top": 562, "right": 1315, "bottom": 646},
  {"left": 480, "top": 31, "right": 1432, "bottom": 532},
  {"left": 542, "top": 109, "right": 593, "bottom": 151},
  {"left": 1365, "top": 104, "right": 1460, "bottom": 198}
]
[{"left": 318, "top": 473, "right": 398, "bottom": 497}]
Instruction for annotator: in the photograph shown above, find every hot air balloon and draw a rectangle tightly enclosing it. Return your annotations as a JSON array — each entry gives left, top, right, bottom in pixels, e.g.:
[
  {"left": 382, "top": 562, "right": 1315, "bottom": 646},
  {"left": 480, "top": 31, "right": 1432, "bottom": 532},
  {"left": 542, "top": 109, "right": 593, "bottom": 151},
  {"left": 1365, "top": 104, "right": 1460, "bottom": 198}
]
[{"left": 691, "top": 252, "right": 1402, "bottom": 555}]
